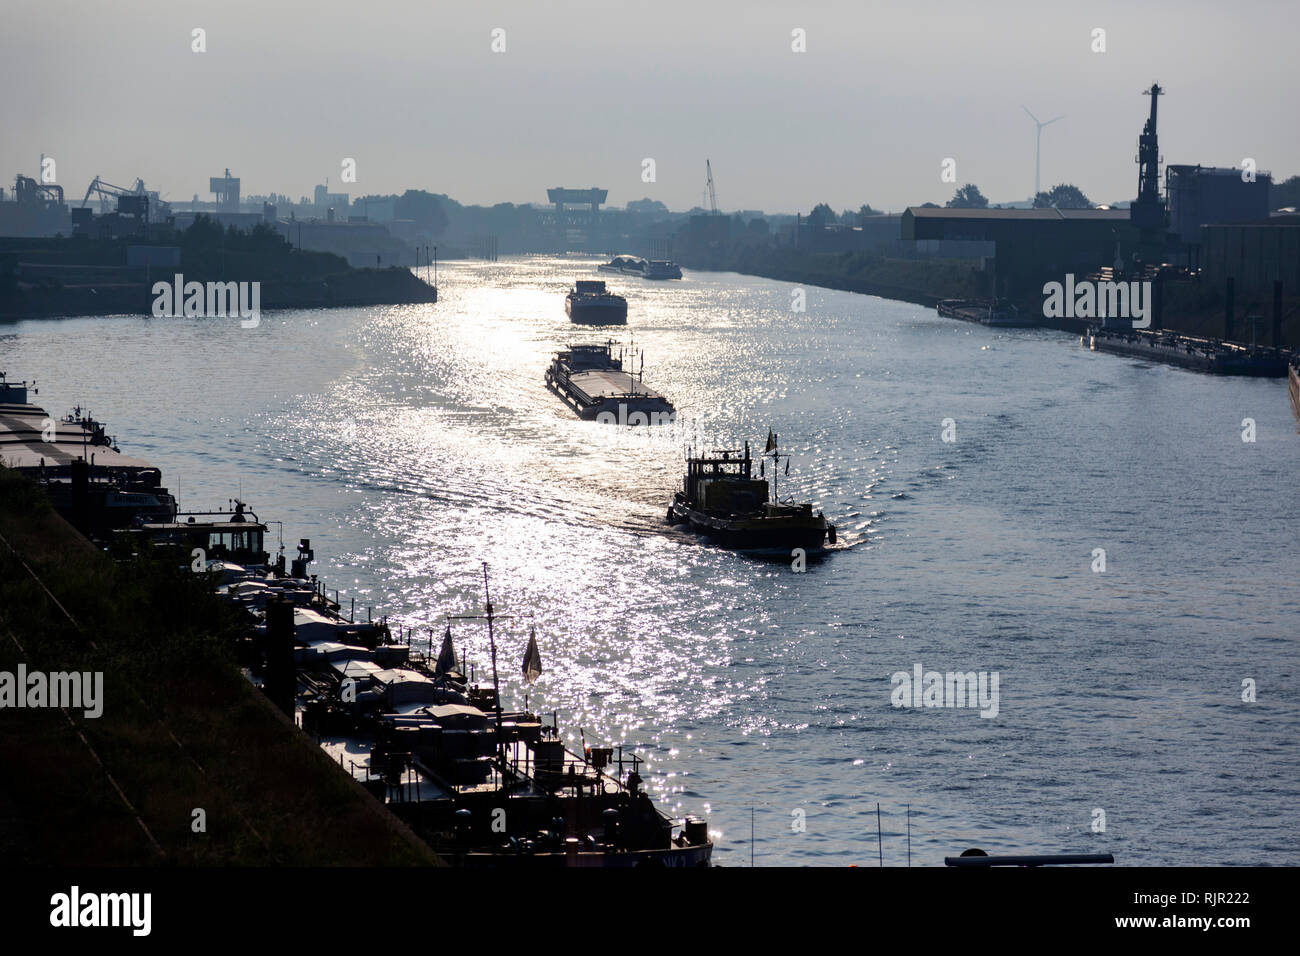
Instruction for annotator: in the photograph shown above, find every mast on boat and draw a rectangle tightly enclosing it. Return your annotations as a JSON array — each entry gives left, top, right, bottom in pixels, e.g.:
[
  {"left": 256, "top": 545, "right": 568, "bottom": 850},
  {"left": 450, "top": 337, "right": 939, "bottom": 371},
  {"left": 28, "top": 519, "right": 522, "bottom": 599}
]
[
  {"left": 761, "top": 430, "right": 790, "bottom": 503},
  {"left": 446, "top": 561, "right": 509, "bottom": 764}
]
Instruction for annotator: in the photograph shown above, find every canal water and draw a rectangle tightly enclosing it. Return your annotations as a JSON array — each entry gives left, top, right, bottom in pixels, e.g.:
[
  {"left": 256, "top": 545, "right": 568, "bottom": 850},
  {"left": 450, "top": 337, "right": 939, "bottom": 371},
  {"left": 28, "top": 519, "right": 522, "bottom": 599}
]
[{"left": 5, "top": 256, "right": 1297, "bottom": 865}]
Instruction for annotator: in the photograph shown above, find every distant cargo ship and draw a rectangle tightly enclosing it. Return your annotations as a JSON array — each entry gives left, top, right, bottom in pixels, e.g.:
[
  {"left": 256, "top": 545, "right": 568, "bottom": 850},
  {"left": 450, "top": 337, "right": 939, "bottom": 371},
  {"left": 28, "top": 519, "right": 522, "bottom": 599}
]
[
  {"left": 597, "top": 255, "right": 682, "bottom": 280},
  {"left": 643, "top": 259, "right": 682, "bottom": 280},
  {"left": 545, "top": 341, "right": 674, "bottom": 423},
  {"left": 666, "top": 435, "right": 836, "bottom": 556},
  {"left": 565, "top": 280, "right": 627, "bottom": 325},
  {"left": 598, "top": 255, "right": 648, "bottom": 276}
]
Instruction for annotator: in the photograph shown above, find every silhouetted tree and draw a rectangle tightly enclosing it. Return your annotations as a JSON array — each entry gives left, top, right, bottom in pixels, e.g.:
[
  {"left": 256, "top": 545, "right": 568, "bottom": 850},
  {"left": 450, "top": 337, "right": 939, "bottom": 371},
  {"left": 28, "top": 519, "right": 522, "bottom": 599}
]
[
  {"left": 808, "top": 202, "right": 836, "bottom": 228},
  {"left": 1272, "top": 175, "right": 1300, "bottom": 209},
  {"left": 1033, "top": 184, "right": 1092, "bottom": 209},
  {"left": 627, "top": 198, "right": 669, "bottom": 215},
  {"left": 394, "top": 190, "right": 449, "bottom": 234},
  {"left": 181, "top": 214, "right": 225, "bottom": 248},
  {"left": 947, "top": 184, "right": 989, "bottom": 209}
]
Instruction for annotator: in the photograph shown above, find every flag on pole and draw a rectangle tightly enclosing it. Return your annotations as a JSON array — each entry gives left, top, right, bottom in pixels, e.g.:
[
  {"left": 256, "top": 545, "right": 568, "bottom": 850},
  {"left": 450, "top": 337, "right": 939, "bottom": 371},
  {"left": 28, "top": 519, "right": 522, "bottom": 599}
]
[
  {"left": 522, "top": 627, "right": 543, "bottom": 684},
  {"left": 435, "top": 626, "right": 456, "bottom": 675},
  {"left": 764, "top": 430, "right": 777, "bottom": 453}
]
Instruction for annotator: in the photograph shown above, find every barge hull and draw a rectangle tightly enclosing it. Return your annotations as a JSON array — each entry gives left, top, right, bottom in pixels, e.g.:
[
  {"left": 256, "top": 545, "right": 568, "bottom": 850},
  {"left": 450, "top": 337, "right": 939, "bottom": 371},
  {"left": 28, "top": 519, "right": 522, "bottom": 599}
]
[
  {"left": 1085, "top": 330, "right": 1290, "bottom": 377},
  {"left": 566, "top": 303, "right": 628, "bottom": 325},
  {"left": 669, "top": 503, "right": 830, "bottom": 555}
]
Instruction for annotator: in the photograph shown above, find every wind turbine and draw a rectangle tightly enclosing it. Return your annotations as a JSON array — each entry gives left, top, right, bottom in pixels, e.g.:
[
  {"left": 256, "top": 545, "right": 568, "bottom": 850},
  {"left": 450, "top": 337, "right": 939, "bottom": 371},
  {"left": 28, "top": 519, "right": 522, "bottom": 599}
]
[{"left": 1023, "top": 106, "right": 1064, "bottom": 200}]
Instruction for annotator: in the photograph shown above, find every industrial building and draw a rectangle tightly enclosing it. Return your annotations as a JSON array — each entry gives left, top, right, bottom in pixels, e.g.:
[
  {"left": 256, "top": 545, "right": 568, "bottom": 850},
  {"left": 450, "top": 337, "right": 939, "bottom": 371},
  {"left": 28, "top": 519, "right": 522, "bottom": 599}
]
[
  {"left": 1201, "top": 216, "right": 1300, "bottom": 297},
  {"left": 900, "top": 206, "right": 1136, "bottom": 296},
  {"left": 1167, "top": 165, "right": 1272, "bottom": 248},
  {"left": 0, "top": 175, "right": 71, "bottom": 237}
]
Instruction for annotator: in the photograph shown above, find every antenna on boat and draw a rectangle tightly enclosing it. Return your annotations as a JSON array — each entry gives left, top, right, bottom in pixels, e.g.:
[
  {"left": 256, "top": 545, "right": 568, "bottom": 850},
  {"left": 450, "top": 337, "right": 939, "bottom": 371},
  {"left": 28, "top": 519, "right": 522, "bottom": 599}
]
[
  {"left": 877, "top": 802, "right": 884, "bottom": 867},
  {"left": 482, "top": 562, "right": 504, "bottom": 760},
  {"left": 446, "top": 564, "right": 516, "bottom": 766}
]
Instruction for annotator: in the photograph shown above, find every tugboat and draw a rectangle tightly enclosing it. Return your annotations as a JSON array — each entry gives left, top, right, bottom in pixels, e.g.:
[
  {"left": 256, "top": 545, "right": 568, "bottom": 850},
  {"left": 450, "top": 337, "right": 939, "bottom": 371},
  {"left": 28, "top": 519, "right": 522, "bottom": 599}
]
[
  {"left": 666, "top": 432, "right": 836, "bottom": 555},
  {"left": 566, "top": 280, "right": 628, "bottom": 325},
  {"left": 545, "top": 340, "right": 675, "bottom": 423}
]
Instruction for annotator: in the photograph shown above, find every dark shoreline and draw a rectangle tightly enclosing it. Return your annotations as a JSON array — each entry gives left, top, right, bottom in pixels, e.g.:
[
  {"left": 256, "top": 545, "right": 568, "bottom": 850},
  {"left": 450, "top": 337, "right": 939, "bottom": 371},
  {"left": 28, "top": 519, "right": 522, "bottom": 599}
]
[{"left": 0, "top": 267, "right": 436, "bottom": 322}]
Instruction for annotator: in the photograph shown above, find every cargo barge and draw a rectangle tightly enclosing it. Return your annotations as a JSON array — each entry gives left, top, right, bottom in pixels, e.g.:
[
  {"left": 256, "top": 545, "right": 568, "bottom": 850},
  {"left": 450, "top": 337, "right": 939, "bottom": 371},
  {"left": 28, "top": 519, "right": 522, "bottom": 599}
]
[
  {"left": 0, "top": 372, "right": 176, "bottom": 533},
  {"left": 596, "top": 255, "right": 682, "bottom": 280},
  {"left": 1083, "top": 326, "right": 1291, "bottom": 376},
  {"left": 937, "top": 298, "right": 1034, "bottom": 328},
  {"left": 598, "top": 254, "right": 648, "bottom": 276},
  {"left": 565, "top": 280, "right": 627, "bottom": 325},
  {"left": 643, "top": 259, "right": 683, "bottom": 280},
  {"left": 544, "top": 341, "right": 675, "bottom": 423}
]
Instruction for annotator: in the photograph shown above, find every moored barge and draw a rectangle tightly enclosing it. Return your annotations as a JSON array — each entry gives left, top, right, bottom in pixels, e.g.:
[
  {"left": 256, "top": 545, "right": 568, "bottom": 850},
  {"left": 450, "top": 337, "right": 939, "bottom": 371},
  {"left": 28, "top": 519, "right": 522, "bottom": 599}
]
[
  {"left": 937, "top": 298, "right": 1034, "bottom": 328},
  {"left": 1083, "top": 326, "right": 1291, "bottom": 376},
  {"left": 203, "top": 546, "right": 713, "bottom": 867},
  {"left": 0, "top": 372, "right": 176, "bottom": 533}
]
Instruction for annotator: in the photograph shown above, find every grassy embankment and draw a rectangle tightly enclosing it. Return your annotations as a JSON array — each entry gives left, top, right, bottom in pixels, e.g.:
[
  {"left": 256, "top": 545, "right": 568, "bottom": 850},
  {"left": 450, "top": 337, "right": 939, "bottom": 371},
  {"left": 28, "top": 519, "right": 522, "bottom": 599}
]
[
  {"left": 0, "top": 467, "right": 439, "bottom": 865},
  {"left": 0, "top": 218, "right": 437, "bottom": 320}
]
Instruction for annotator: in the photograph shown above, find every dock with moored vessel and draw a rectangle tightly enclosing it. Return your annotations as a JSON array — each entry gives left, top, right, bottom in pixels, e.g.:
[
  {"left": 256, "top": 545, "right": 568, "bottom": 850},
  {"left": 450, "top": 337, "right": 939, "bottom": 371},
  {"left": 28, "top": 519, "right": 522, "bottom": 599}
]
[
  {"left": 1083, "top": 326, "right": 1291, "bottom": 376},
  {"left": 937, "top": 298, "right": 1035, "bottom": 328},
  {"left": 0, "top": 372, "right": 176, "bottom": 532}
]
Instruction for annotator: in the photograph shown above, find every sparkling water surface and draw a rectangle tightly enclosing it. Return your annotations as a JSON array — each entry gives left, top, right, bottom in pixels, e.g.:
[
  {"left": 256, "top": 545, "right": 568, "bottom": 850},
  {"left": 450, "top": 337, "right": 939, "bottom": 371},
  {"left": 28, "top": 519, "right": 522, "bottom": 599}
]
[{"left": 4, "top": 255, "right": 1297, "bottom": 865}]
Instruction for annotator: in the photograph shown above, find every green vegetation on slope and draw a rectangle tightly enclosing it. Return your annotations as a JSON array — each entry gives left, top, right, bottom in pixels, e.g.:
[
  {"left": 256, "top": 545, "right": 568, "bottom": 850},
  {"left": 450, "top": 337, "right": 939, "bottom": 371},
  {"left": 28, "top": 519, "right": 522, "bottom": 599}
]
[{"left": 0, "top": 467, "right": 439, "bottom": 865}]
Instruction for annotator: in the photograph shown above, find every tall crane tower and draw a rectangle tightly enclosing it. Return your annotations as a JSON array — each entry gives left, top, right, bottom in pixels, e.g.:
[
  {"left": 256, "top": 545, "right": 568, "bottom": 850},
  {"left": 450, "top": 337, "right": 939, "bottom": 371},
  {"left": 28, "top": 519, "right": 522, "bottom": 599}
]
[
  {"left": 1131, "top": 84, "right": 1165, "bottom": 231},
  {"left": 705, "top": 159, "right": 719, "bottom": 215}
]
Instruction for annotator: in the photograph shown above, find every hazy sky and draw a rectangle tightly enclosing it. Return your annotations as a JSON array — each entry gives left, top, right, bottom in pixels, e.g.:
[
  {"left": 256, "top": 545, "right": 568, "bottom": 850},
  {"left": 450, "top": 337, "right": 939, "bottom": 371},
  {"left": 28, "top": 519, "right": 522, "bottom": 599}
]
[{"left": 2, "top": 0, "right": 1296, "bottom": 214}]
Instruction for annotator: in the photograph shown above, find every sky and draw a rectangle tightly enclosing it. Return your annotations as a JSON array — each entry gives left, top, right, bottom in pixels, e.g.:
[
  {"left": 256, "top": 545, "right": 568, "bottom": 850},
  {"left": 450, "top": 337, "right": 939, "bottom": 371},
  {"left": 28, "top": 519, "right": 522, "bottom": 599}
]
[{"left": 1, "top": 0, "right": 1296, "bottom": 215}]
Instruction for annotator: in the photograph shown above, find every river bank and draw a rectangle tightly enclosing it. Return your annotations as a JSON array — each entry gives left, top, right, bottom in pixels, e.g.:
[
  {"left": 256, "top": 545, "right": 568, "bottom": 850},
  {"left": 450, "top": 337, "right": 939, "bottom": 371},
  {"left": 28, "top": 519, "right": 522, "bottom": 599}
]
[
  {"left": 678, "top": 246, "right": 1300, "bottom": 345},
  {"left": 0, "top": 467, "right": 440, "bottom": 865},
  {"left": 0, "top": 224, "right": 437, "bottom": 321}
]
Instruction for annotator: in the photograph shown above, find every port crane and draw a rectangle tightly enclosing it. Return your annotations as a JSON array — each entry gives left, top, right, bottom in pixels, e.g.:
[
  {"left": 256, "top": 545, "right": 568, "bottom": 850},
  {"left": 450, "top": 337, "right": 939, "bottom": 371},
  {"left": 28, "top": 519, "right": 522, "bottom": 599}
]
[
  {"left": 79, "top": 175, "right": 169, "bottom": 221},
  {"left": 705, "top": 159, "right": 719, "bottom": 215},
  {"left": 81, "top": 175, "right": 145, "bottom": 212}
]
